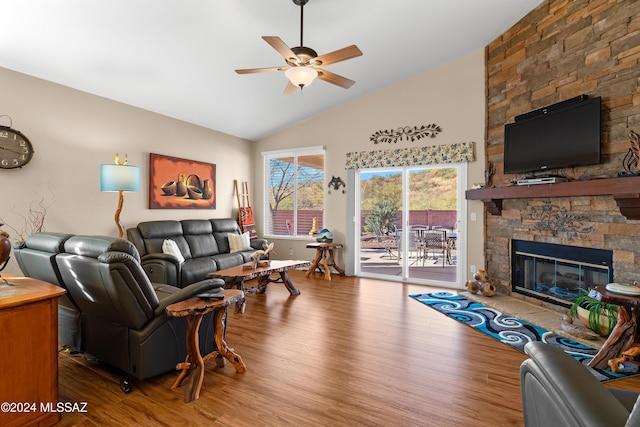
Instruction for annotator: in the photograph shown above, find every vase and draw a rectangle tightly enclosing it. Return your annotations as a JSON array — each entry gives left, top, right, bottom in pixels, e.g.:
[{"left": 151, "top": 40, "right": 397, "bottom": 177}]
[
  {"left": 186, "top": 174, "right": 201, "bottom": 189},
  {"left": 175, "top": 173, "right": 187, "bottom": 197},
  {"left": 161, "top": 181, "right": 177, "bottom": 195},
  {"left": 187, "top": 185, "right": 203, "bottom": 199},
  {"left": 202, "top": 179, "right": 213, "bottom": 200},
  {"left": 577, "top": 305, "right": 616, "bottom": 337}
]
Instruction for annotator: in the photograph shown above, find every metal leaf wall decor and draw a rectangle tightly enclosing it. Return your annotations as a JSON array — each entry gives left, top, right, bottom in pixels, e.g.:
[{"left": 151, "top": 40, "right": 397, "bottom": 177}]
[
  {"left": 530, "top": 201, "right": 594, "bottom": 240},
  {"left": 370, "top": 124, "right": 442, "bottom": 144}
]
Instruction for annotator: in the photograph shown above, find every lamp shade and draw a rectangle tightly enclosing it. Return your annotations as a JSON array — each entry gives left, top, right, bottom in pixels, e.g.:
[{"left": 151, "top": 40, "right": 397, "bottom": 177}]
[
  {"left": 100, "top": 164, "right": 141, "bottom": 192},
  {"left": 285, "top": 66, "right": 317, "bottom": 88}
]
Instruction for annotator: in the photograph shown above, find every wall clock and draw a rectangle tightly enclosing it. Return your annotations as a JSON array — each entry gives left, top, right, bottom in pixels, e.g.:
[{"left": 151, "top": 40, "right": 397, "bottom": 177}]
[{"left": 0, "top": 125, "right": 34, "bottom": 169}]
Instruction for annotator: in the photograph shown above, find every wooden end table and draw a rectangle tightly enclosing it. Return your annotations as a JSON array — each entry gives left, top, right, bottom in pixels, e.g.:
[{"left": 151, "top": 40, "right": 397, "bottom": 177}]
[
  {"left": 588, "top": 286, "right": 640, "bottom": 371},
  {"left": 166, "top": 289, "right": 246, "bottom": 402},
  {"left": 210, "top": 260, "right": 310, "bottom": 312},
  {"left": 0, "top": 276, "right": 66, "bottom": 427},
  {"left": 306, "top": 242, "right": 345, "bottom": 280}
]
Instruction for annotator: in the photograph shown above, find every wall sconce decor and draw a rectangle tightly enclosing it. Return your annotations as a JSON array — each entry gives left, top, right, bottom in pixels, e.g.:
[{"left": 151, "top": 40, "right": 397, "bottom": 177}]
[
  {"left": 328, "top": 176, "right": 345, "bottom": 194},
  {"left": 100, "top": 153, "right": 141, "bottom": 238}
]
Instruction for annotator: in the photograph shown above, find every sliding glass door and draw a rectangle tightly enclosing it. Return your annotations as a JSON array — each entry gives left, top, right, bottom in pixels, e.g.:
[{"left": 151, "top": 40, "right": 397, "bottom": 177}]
[{"left": 356, "top": 164, "right": 463, "bottom": 286}]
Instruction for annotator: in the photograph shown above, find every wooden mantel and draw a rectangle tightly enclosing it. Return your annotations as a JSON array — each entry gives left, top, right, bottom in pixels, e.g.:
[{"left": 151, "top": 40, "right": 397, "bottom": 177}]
[{"left": 465, "top": 176, "right": 640, "bottom": 220}]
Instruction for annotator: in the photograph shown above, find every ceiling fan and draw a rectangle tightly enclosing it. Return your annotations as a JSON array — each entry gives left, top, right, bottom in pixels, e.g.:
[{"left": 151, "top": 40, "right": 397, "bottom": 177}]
[{"left": 235, "top": 0, "right": 363, "bottom": 95}]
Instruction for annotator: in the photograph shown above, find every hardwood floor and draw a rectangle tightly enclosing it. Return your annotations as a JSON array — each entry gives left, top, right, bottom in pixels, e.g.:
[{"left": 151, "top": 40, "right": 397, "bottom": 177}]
[{"left": 55, "top": 271, "right": 640, "bottom": 426}]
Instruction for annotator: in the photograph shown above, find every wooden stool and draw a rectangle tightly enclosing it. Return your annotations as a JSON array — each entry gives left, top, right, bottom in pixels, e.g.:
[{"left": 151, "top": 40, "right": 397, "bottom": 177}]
[{"left": 305, "top": 242, "right": 345, "bottom": 280}]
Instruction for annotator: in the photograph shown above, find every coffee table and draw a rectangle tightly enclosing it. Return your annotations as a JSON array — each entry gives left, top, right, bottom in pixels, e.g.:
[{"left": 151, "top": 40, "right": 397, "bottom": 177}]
[{"left": 210, "top": 260, "right": 310, "bottom": 312}]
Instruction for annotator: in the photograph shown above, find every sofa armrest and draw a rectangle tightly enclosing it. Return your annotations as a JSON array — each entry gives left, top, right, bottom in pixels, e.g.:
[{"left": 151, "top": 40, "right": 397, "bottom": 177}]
[
  {"left": 140, "top": 253, "right": 182, "bottom": 287},
  {"left": 153, "top": 278, "right": 225, "bottom": 316},
  {"left": 250, "top": 238, "right": 269, "bottom": 251}
]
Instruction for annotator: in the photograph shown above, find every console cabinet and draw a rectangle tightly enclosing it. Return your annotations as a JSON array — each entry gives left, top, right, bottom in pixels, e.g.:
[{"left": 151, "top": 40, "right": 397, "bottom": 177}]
[{"left": 0, "top": 276, "right": 65, "bottom": 427}]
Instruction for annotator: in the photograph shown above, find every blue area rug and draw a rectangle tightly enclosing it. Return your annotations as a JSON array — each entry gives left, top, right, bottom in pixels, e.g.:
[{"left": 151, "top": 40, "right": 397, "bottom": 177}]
[{"left": 409, "top": 291, "right": 638, "bottom": 382}]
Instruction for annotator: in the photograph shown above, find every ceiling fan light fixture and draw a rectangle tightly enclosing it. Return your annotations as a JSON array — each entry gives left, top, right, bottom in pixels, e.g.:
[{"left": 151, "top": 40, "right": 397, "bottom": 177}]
[{"left": 285, "top": 66, "right": 317, "bottom": 88}]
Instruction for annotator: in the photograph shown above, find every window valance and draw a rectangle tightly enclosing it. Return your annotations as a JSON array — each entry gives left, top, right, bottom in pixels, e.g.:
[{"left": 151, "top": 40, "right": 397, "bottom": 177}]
[{"left": 345, "top": 142, "right": 475, "bottom": 169}]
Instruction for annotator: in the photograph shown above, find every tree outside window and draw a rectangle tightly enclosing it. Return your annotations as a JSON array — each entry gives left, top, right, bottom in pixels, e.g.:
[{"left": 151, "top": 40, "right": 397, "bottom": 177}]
[{"left": 264, "top": 148, "right": 324, "bottom": 237}]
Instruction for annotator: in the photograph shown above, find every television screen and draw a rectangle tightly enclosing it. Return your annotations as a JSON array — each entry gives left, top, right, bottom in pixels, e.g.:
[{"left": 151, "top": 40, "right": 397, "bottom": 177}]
[{"left": 503, "top": 96, "right": 601, "bottom": 175}]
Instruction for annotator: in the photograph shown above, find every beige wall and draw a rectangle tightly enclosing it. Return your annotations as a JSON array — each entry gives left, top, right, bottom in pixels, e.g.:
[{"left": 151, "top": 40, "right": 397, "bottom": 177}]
[
  {"left": 254, "top": 49, "right": 487, "bottom": 286},
  {"left": 0, "top": 66, "right": 253, "bottom": 275},
  {"left": 1, "top": 49, "right": 487, "bottom": 283}
]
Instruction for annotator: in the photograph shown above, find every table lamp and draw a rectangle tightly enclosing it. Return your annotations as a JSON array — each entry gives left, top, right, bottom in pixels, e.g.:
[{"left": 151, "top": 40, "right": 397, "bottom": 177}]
[{"left": 100, "top": 153, "right": 141, "bottom": 238}]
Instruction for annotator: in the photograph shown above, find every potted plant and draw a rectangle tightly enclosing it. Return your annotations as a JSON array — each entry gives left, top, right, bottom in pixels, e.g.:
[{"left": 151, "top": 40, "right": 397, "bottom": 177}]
[{"left": 570, "top": 289, "right": 619, "bottom": 337}]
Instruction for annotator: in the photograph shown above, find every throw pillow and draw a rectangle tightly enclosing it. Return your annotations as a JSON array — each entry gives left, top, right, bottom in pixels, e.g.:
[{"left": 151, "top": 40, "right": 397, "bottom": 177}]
[
  {"left": 228, "top": 232, "right": 251, "bottom": 253},
  {"left": 162, "top": 239, "right": 185, "bottom": 263}
]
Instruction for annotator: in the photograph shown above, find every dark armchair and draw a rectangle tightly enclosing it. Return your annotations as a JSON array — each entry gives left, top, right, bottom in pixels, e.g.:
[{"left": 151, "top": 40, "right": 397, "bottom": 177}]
[
  {"left": 520, "top": 341, "right": 640, "bottom": 427},
  {"left": 55, "top": 235, "right": 224, "bottom": 380},
  {"left": 13, "top": 232, "right": 80, "bottom": 349}
]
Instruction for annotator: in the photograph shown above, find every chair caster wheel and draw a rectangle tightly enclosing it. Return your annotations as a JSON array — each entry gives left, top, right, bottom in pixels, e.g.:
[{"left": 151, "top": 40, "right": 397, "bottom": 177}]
[{"left": 120, "top": 379, "right": 133, "bottom": 394}]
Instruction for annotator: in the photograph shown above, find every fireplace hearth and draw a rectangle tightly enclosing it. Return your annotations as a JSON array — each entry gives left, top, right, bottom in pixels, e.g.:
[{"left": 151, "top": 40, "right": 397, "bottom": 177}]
[{"left": 511, "top": 240, "right": 613, "bottom": 308}]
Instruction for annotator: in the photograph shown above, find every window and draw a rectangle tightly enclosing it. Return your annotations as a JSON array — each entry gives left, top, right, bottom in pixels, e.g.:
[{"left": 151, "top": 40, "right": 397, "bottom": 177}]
[{"left": 263, "top": 146, "right": 325, "bottom": 237}]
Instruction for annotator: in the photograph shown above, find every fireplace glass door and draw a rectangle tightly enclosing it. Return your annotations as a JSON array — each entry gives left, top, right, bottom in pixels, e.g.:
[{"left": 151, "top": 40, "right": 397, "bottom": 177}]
[{"left": 512, "top": 240, "right": 612, "bottom": 306}]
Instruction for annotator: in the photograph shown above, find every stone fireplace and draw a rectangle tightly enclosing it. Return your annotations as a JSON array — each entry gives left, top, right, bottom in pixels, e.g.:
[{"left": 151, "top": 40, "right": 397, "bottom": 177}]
[
  {"left": 467, "top": 191, "right": 640, "bottom": 310},
  {"left": 511, "top": 239, "right": 613, "bottom": 308},
  {"left": 465, "top": 0, "right": 640, "bottom": 311}
]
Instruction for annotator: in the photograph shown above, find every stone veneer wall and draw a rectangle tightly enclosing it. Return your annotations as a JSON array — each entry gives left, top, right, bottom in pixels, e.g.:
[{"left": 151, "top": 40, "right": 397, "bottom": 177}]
[{"left": 484, "top": 0, "right": 640, "bottom": 291}]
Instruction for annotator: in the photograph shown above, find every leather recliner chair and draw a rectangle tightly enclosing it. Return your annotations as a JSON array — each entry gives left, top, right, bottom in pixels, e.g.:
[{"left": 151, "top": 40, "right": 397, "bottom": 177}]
[
  {"left": 13, "top": 232, "right": 81, "bottom": 349},
  {"left": 54, "top": 235, "right": 224, "bottom": 380},
  {"left": 520, "top": 341, "right": 640, "bottom": 427}
]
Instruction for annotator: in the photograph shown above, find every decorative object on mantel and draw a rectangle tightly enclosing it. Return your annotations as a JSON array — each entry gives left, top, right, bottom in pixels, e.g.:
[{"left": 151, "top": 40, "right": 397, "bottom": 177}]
[
  {"left": 620, "top": 129, "right": 640, "bottom": 176},
  {"left": 327, "top": 176, "right": 345, "bottom": 193},
  {"left": 530, "top": 201, "right": 594, "bottom": 240},
  {"left": 370, "top": 124, "right": 442, "bottom": 144}
]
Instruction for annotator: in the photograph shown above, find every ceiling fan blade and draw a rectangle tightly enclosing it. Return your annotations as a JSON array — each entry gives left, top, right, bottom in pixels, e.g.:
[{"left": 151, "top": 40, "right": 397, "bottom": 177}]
[
  {"left": 262, "top": 36, "right": 299, "bottom": 63},
  {"left": 317, "top": 69, "right": 356, "bottom": 89},
  {"left": 312, "top": 45, "right": 363, "bottom": 66},
  {"left": 283, "top": 81, "right": 299, "bottom": 95},
  {"left": 235, "top": 66, "right": 287, "bottom": 74}
]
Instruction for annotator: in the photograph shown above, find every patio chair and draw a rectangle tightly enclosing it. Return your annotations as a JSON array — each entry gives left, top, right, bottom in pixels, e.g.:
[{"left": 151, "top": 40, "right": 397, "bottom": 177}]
[{"left": 420, "top": 229, "right": 448, "bottom": 267}]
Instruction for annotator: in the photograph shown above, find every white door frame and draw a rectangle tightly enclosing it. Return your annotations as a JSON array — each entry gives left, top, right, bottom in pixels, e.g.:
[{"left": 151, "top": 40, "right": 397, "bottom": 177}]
[{"left": 346, "top": 163, "right": 467, "bottom": 288}]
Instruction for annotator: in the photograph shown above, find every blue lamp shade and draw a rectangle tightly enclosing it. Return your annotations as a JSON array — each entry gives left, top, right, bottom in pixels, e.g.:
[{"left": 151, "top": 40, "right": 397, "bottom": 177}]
[{"left": 100, "top": 164, "right": 141, "bottom": 192}]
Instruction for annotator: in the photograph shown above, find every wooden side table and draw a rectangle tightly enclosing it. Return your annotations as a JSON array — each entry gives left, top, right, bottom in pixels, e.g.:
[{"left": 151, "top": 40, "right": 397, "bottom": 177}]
[
  {"left": 0, "top": 275, "right": 66, "bottom": 427},
  {"left": 166, "top": 289, "right": 246, "bottom": 402},
  {"left": 306, "top": 242, "right": 345, "bottom": 280},
  {"left": 588, "top": 286, "right": 640, "bottom": 371}
]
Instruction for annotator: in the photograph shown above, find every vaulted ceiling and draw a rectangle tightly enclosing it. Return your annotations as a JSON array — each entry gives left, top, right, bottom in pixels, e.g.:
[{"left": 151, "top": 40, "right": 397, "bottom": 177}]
[{"left": 1, "top": 0, "right": 542, "bottom": 141}]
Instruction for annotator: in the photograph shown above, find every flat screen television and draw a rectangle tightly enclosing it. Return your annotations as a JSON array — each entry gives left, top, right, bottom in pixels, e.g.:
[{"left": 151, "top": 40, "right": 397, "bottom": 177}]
[{"left": 503, "top": 95, "right": 601, "bottom": 175}]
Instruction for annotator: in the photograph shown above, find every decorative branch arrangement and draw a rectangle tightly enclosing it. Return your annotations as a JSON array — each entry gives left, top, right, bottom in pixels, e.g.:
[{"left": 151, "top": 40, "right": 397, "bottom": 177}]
[
  {"left": 0, "top": 191, "right": 55, "bottom": 242},
  {"left": 530, "top": 201, "right": 594, "bottom": 240},
  {"left": 370, "top": 124, "right": 442, "bottom": 144}
]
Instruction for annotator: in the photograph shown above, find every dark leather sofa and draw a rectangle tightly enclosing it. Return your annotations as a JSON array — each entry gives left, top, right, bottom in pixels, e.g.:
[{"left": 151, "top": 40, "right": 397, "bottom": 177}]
[
  {"left": 127, "top": 218, "right": 267, "bottom": 288},
  {"left": 520, "top": 341, "right": 640, "bottom": 427},
  {"left": 14, "top": 233, "right": 224, "bottom": 381}
]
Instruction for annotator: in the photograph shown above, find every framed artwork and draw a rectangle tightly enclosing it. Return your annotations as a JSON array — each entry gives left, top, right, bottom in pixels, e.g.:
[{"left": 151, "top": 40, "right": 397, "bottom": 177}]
[{"left": 149, "top": 153, "right": 216, "bottom": 209}]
